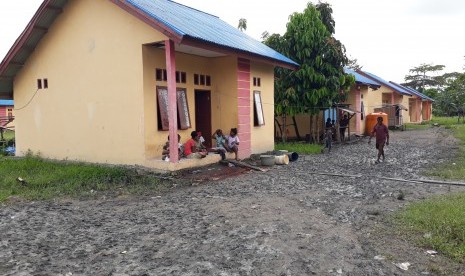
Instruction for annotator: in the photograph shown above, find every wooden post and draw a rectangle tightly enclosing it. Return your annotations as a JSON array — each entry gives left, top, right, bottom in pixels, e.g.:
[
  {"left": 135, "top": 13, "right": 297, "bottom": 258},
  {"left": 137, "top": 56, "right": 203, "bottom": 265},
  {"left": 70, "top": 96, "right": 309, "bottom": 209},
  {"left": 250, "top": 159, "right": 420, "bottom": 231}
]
[{"left": 165, "top": 39, "right": 179, "bottom": 163}]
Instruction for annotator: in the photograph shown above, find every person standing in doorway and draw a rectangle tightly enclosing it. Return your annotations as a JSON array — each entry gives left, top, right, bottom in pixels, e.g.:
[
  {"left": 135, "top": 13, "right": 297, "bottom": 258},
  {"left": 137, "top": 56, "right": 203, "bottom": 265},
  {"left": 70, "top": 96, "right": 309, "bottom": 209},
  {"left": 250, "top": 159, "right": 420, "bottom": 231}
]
[
  {"left": 339, "top": 113, "right": 354, "bottom": 142},
  {"left": 368, "top": 116, "right": 389, "bottom": 163}
]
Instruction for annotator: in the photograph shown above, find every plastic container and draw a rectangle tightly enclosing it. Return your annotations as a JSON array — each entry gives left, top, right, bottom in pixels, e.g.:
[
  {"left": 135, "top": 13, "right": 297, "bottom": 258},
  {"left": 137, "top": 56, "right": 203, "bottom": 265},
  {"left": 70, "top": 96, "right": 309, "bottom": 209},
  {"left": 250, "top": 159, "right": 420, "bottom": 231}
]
[
  {"left": 287, "top": 152, "right": 299, "bottom": 162},
  {"left": 260, "top": 155, "right": 275, "bottom": 166},
  {"left": 365, "top": 112, "right": 388, "bottom": 135},
  {"left": 274, "top": 154, "right": 289, "bottom": 165}
]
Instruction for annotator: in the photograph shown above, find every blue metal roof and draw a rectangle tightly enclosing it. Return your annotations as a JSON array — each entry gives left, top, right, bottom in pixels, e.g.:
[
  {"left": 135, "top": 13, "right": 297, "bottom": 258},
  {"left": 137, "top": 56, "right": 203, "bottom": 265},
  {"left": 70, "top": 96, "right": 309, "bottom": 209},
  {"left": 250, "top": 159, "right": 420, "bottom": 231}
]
[
  {"left": 344, "top": 68, "right": 381, "bottom": 88},
  {"left": 397, "top": 84, "right": 434, "bottom": 102},
  {"left": 0, "top": 100, "right": 14, "bottom": 106},
  {"left": 126, "top": 0, "right": 298, "bottom": 67},
  {"left": 359, "top": 70, "right": 412, "bottom": 96}
]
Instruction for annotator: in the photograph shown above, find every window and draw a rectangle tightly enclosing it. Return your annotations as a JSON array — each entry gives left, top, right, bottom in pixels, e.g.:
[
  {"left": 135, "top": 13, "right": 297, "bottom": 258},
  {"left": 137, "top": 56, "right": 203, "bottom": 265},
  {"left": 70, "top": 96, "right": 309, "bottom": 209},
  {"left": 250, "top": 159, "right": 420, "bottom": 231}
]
[
  {"left": 43, "top": 78, "right": 48, "bottom": 89},
  {"left": 253, "top": 77, "right": 261, "bottom": 87},
  {"left": 253, "top": 91, "right": 265, "bottom": 126},
  {"left": 175, "top": 71, "right": 187, "bottom": 84},
  {"left": 156, "top": 68, "right": 167, "bottom": 81},
  {"left": 156, "top": 86, "right": 191, "bottom": 130},
  {"left": 193, "top": 73, "right": 211, "bottom": 86}
]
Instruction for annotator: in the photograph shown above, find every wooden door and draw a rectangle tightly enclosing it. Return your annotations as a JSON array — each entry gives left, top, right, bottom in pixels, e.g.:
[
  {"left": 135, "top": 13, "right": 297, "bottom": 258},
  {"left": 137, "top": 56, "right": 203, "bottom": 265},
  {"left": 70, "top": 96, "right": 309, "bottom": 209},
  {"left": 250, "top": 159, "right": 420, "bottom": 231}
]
[{"left": 195, "top": 90, "right": 212, "bottom": 148}]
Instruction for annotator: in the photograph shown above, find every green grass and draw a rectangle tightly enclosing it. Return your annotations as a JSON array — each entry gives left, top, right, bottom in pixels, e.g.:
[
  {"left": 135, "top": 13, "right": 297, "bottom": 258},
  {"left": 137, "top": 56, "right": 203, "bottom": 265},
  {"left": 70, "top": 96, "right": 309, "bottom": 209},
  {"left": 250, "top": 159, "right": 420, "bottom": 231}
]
[
  {"left": 427, "top": 124, "right": 465, "bottom": 180},
  {"left": 393, "top": 117, "right": 465, "bottom": 263},
  {"left": 275, "top": 142, "right": 322, "bottom": 154},
  {"left": 395, "top": 193, "right": 465, "bottom": 262},
  {"left": 0, "top": 154, "right": 167, "bottom": 202}
]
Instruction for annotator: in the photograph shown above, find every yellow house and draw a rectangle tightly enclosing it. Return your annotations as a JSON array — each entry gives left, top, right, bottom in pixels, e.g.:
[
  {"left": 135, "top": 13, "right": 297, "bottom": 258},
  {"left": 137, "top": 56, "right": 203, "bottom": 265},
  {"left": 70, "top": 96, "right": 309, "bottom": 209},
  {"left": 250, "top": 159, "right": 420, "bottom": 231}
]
[
  {"left": 0, "top": 100, "right": 14, "bottom": 130},
  {"left": 0, "top": 0, "right": 297, "bottom": 171}
]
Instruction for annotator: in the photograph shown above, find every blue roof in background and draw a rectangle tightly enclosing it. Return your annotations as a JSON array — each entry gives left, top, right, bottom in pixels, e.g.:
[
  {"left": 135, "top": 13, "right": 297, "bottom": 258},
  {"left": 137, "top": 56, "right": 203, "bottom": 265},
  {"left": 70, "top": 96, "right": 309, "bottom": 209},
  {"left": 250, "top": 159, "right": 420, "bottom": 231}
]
[
  {"left": 344, "top": 68, "right": 381, "bottom": 88},
  {"left": 397, "top": 83, "right": 434, "bottom": 102},
  {"left": 0, "top": 100, "right": 13, "bottom": 106},
  {"left": 127, "top": 0, "right": 298, "bottom": 67},
  {"left": 359, "top": 70, "right": 412, "bottom": 96}
]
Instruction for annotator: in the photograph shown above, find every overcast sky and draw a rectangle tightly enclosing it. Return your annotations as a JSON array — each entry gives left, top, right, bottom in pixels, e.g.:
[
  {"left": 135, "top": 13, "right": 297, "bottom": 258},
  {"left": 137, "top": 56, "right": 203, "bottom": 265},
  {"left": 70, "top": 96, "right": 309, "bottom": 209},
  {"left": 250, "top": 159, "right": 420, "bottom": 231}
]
[{"left": 1, "top": 0, "right": 464, "bottom": 82}]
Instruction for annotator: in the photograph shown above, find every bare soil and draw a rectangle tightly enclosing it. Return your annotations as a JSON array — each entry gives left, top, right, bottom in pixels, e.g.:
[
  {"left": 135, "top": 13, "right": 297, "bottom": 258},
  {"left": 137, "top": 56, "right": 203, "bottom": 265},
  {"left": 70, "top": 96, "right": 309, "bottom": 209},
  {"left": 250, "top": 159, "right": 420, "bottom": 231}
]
[{"left": 1, "top": 127, "right": 465, "bottom": 275}]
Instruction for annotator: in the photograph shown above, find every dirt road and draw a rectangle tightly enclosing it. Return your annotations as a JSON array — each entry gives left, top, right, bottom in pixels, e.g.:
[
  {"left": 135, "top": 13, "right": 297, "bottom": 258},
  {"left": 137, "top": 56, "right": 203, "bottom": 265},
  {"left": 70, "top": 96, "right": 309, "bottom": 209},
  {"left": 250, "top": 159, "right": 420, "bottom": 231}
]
[{"left": 1, "top": 128, "right": 465, "bottom": 275}]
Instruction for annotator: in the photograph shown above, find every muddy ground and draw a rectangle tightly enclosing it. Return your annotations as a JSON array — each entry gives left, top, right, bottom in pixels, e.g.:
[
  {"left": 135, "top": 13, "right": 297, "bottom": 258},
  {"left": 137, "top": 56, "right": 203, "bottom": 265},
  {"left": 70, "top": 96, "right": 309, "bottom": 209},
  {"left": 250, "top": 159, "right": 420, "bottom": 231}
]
[{"left": 1, "top": 127, "right": 465, "bottom": 275}]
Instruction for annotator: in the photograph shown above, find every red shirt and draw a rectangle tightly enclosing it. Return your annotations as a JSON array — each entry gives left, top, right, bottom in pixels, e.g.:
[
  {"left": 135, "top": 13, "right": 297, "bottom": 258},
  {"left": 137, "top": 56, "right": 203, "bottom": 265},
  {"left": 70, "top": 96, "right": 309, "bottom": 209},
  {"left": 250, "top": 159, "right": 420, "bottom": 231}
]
[
  {"left": 372, "top": 123, "right": 389, "bottom": 143},
  {"left": 184, "top": 138, "right": 196, "bottom": 156}
]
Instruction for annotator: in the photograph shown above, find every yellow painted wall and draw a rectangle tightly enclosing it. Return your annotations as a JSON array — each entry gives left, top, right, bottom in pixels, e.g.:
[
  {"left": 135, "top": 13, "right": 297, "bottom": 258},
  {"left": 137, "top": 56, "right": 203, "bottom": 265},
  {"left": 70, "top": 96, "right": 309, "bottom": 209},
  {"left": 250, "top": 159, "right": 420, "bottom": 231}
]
[
  {"left": 250, "top": 62, "right": 275, "bottom": 153},
  {"left": 142, "top": 48, "right": 240, "bottom": 159},
  {"left": 14, "top": 0, "right": 166, "bottom": 164}
]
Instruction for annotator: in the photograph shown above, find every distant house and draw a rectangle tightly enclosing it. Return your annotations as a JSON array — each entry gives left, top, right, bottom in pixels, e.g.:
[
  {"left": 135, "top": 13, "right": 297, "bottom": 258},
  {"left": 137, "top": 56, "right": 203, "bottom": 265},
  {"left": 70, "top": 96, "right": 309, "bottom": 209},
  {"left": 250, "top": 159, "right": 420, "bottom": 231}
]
[
  {"left": 0, "top": 0, "right": 297, "bottom": 170},
  {"left": 0, "top": 100, "right": 14, "bottom": 129}
]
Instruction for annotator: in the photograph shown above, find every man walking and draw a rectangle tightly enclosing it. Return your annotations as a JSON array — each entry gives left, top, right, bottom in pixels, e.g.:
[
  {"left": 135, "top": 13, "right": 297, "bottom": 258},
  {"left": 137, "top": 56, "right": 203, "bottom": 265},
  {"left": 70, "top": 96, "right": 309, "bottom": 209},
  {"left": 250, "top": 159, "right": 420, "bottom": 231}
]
[{"left": 368, "top": 116, "right": 389, "bottom": 163}]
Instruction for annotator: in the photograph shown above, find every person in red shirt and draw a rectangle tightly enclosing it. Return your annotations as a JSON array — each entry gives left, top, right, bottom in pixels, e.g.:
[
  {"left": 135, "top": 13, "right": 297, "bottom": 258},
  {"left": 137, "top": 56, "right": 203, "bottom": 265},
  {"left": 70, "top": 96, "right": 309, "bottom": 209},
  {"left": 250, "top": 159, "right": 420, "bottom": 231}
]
[
  {"left": 368, "top": 116, "right": 389, "bottom": 163},
  {"left": 184, "top": 130, "right": 207, "bottom": 159}
]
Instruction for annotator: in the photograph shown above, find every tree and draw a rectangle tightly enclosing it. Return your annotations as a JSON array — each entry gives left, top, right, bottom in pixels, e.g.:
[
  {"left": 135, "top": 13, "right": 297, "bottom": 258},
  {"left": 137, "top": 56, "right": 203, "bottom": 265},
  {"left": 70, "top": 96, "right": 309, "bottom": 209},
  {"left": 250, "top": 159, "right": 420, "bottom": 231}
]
[
  {"left": 265, "top": 2, "right": 353, "bottom": 143},
  {"left": 346, "top": 56, "right": 363, "bottom": 70},
  {"left": 237, "top": 18, "right": 247, "bottom": 32},
  {"left": 402, "top": 63, "right": 445, "bottom": 92}
]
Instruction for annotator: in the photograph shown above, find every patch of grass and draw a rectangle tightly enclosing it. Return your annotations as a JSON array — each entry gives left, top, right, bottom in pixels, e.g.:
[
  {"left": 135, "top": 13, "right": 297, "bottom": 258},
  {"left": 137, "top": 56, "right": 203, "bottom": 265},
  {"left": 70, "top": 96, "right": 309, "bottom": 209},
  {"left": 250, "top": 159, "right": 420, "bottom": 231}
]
[
  {"left": 427, "top": 124, "right": 465, "bottom": 180},
  {"left": 404, "top": 123, "right": 430, "bottom": 130},
  {"left": 0, "top": 154, "right": 166, "bottom": 202},
  {"left": 275, "top": 142, "right": 322, "bottom": 154},
  {"left": 394, "top": 193, "right": 465, "bottom": 262}
]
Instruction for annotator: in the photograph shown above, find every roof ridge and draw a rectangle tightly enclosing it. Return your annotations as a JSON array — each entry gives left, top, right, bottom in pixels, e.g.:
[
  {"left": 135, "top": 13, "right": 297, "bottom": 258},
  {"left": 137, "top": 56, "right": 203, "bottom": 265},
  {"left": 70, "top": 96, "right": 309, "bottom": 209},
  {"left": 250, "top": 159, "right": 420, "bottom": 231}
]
[{"left": 165, "top": 0, "right": 219, "bottom": 19}]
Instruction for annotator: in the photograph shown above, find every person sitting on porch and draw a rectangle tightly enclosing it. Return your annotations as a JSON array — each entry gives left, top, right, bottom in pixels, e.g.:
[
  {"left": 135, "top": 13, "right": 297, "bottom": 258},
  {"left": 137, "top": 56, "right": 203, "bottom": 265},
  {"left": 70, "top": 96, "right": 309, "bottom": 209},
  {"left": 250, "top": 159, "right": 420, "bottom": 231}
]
[
  {"left": 211, "top": 129, "right": 227, "bottom": 160},
  {"left": 184, "top": 130, "right": 207, "bottom": 159},
  {"left": 225, "top": 128, "right": 240, "bottom": 161},
  {"left": 339, "top": 113, "right": 354, "bottom": 142},
  {"left": 162, "top": 134, "right": 183, "bottom": 161}
]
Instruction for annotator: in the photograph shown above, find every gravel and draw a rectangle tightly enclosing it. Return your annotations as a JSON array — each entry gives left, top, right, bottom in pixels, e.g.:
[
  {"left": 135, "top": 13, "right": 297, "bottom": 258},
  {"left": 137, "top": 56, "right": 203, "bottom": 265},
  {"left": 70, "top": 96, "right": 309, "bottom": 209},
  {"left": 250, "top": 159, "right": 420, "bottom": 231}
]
[{"left": 1, "top": 127, "right": 465, "bottom": 275}]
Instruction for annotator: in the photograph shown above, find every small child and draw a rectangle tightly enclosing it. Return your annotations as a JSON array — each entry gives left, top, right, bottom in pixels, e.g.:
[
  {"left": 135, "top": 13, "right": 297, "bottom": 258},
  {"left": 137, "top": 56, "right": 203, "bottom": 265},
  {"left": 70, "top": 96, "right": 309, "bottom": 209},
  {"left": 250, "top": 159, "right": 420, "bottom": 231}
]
[
  {"left": 211, "top": 129, "right": 227, "bottom": 160},
  {"left": 324, "top": 128, "right": 332, "bottom": 153},
  {"left": 225, "top": 128, "right": 240, "bottom": 161},
  {"left": 162, "top": 134, "right": 182, "bottom": 161}
]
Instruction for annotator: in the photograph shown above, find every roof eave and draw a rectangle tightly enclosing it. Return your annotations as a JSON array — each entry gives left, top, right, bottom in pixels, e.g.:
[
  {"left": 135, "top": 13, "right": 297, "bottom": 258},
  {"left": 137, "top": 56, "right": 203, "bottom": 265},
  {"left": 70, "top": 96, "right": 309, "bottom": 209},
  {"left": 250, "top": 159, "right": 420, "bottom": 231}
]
[
  {"left": 110, "top": 0, "right": 183, "bottom": 43},
  {"left": 181, "top": 36, "right": 299, "bottom": 70}
]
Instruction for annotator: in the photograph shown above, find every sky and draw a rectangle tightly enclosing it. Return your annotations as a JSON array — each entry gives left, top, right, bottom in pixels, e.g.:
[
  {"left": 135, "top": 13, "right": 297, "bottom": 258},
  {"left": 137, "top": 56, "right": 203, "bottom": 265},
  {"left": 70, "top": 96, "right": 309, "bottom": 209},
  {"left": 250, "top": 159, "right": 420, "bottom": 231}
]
[{"left": 1, "top": 0, "right": 464, "bottom": 83}]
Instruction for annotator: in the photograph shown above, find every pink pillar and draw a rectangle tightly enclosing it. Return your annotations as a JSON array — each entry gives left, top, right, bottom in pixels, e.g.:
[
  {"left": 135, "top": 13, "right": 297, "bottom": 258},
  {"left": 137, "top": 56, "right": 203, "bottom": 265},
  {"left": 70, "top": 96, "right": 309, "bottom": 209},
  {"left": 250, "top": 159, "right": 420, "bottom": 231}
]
[
  {"left": 354, "top": 88, "right": 361, "bottom": 135},
  {"left": 165, "top": 39, "right": 179, "bottom": 162},
  {"left": 237, "top": 58, "right": 251, "bottom": 159}
]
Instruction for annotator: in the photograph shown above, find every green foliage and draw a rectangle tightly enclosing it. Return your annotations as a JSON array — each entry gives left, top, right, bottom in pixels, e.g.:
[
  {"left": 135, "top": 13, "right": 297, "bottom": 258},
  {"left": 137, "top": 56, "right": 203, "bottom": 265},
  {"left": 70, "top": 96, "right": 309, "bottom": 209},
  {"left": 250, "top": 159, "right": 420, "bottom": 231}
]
[
  {"left": 237, "top": 18, "right": 247, "bottom": 32},
  {"left": 402, "top": 63, "right": 445, "bottom": 92},
  {"left": 275, "top": 142, "right": 322, "bottom": 154},
  {"left": 0, "top": 155, "right": 164, "bottom": 201}
]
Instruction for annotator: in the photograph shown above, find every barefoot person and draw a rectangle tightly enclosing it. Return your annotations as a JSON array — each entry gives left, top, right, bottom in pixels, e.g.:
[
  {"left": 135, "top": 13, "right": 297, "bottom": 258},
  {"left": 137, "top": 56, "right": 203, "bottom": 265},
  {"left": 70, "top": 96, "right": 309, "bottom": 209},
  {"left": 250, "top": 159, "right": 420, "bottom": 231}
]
[
  {"left": 225, "top": 128, "right": 240, "bottom": 161},
  {"left": 184, "top": 130, "right": 207, "bottom": 159},
  {"left": 368, "top": 116, "right": 389, "bottom": 163}
]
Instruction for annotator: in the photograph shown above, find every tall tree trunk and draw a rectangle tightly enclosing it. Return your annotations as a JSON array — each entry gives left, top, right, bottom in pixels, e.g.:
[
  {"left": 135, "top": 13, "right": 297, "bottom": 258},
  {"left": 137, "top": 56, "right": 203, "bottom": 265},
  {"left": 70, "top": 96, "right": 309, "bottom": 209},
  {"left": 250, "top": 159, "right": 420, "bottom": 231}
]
[
  {"left": 316, "top": 112, "right": 320, "bottom": 143},
  {"left": 309, "top": 113, "right": 313, "bottom": 143},
  {"left": 282, "top": 114, "right": 287, "bottom": 143},
  {"left": 274, "top": 117, "right": 283, "bottom": 140},
  {"left": 292, "top": 116, "right": 301, "bottom": 141}
]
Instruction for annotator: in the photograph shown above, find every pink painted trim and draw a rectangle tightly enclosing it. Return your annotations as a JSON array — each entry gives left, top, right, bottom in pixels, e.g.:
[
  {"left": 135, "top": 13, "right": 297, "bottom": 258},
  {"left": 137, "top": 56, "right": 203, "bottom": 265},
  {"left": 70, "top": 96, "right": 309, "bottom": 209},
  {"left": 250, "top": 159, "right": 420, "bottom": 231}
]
[
  {"left": 238, "top": 81, "right": 250, "bottom": 90},
  {"left": 237, "top": 98, "right": 250, "bottom": 106},
  {"left": 238, "top": 115, "right": 250, "bottom": 124},
  {"left": 237, "top": 58, "right": 251, "bottom": 158},
  {"left": 237, "top": 89, "right": 250, "bottom": 98},
  {"left": 165, "top": 39, "right": 179, "bottom": 162},
  {"left": 238, "top": 106, "right": 250, "bottom": 115}
]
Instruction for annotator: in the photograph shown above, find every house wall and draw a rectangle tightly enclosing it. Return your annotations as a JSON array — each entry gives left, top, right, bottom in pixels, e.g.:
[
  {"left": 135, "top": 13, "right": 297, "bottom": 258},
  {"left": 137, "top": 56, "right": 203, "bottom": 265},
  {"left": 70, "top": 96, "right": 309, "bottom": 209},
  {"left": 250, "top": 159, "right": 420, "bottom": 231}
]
[
  {"left": 142, "top": 49, "right": 276, "bottom": 159},
  {"left": 13, "top": 0, "right": 166, "bottom": 165},
  {"left": 250, "top": 62, "right": 274, "bottom": 154}
]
